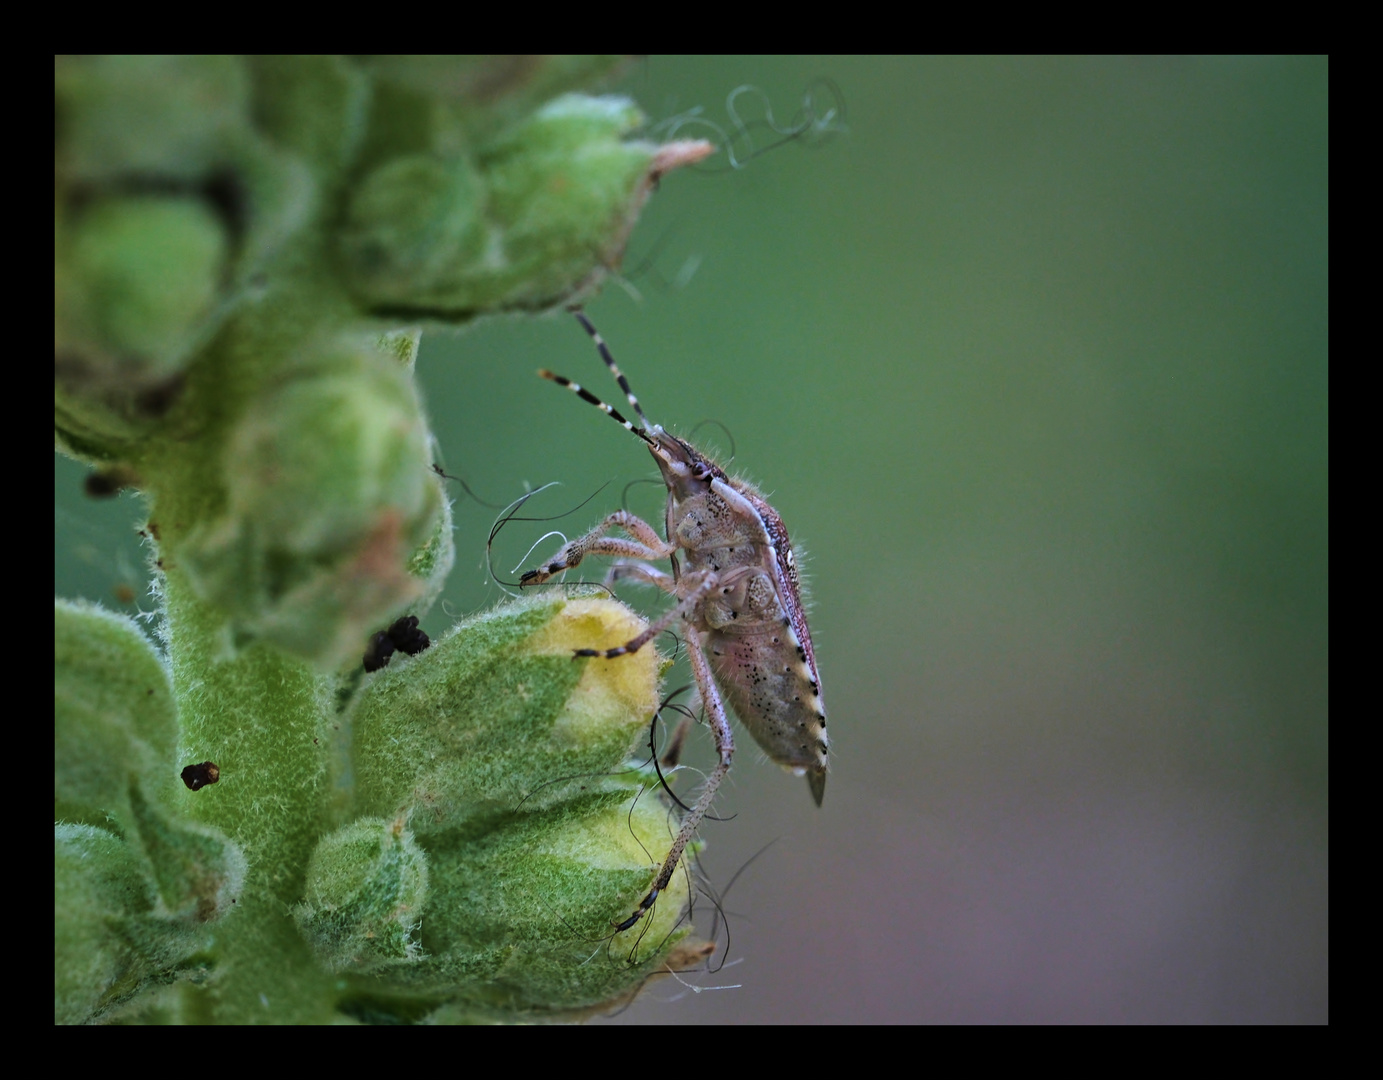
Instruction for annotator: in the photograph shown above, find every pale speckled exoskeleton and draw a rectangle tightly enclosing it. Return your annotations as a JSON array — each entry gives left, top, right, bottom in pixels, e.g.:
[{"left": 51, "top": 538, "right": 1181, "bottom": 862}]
[{"left": 519, "top": 311, "right": 827, "bottom": 932}]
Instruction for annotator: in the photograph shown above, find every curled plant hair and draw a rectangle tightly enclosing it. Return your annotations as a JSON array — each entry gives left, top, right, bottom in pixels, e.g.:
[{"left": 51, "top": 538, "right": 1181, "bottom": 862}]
[{"left": 649, "top": 78, "right": 847, "bottom": 172}]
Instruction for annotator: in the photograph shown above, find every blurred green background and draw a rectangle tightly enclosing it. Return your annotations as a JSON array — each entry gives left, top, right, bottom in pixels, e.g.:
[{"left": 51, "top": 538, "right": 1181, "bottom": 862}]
[{"left": 55, "top": 56, "right": 1327, "bottom": 1023}]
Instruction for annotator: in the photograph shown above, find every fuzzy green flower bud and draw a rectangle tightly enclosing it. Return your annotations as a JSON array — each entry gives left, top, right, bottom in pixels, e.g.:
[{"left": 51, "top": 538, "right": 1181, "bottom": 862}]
[
  {"left": 350, "top": 593, "right": 660, "bottom": 828},
  {"left": 55, "top": 55, "right": 252, "bottom": 183},
  {"left": 54, "top": 824, "right": 156, "bottom": 1024},
  {"left": 55, "top": 56, "right": 242, "bottom": 449},
  {"left": 339, "top": 154, "right": 486, "bottom": 309},
  {"left": 54, "top": 600, "right": 177, "bottom": 827},
  {"left": 340, "top": 93, "right": 713, "bottom": 315},
  {"left": 54, "top": 602, "right": 247, "bottom": 918},
  {"left": 398, "top": 783, "right": 693, "bottom": 1016},
  {"left": 57, "top": 195, "right": 229, "bottom": 375},
  {"left": 54, "top": 192, "right": 235, "bottom": 452},
  {"left": 337, "top": 593, "right": 697, "bottom": 1016},
  {"left": 294, "top": 817, "right": 429, "bottom": 973},
  {"left": 55, "top": 604, "right": 249, "bottom": 1022},
  {"left": 179, "top": 333, "right": 451, "bottom": 666},
  {"left": 477, "top": 94, "right": 680, "bottom": 311},
  {"left": 54, "top": 56, "right": 319, "bottom": 456}
]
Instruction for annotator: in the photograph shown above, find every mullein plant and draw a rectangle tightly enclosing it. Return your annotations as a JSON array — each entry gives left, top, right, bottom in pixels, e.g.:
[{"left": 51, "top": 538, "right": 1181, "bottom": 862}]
[{"left": 55, "top": 55, "right": 716, "bottom": 1024}]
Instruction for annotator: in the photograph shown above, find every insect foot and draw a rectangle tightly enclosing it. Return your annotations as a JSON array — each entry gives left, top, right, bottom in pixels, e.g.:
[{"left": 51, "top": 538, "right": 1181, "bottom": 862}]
[{"left": 522, "top": 311, "right": 829, "bottom": 932}]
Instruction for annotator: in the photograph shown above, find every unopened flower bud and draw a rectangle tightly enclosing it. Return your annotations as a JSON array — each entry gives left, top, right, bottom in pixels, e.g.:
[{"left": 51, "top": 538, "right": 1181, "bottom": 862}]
[
  {"left": 54, "top": 824, "right": 154, "bottom": 1024},
  {"left": 401, "top": 784, "right": 692, "bottom": 1014},
  {"left": 180, "top": 334, "right": 450, "bottom": 666},
  {"left": 344, "top": 593, "right": 695, "bottom": 1013},
  {"left": 351, "top": 594, "right": 660, "bottom": 827},
  {"left": 340, "top": 154, "right": 486, "bottom": 308},
  {"left": 294, "top": 818, "right": 429, "bottom": 973}
]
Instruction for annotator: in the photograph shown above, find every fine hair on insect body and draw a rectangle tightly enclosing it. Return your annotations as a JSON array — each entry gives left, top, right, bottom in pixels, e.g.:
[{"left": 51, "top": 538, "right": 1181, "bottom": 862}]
[{"left": 520, "top": 310, "right": 828, "bottom": 933}]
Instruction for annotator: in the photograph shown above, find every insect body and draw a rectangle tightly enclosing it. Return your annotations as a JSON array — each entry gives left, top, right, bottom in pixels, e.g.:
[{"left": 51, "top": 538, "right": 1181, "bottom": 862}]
[{"left": 520, "top": 312, "right": 827, "bottom": 932}]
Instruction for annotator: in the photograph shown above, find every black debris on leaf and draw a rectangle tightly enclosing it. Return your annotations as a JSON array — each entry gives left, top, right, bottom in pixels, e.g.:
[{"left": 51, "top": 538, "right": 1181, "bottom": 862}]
[
  {"left": 362, "top": 631, "right": 396, "bottom": 672},
  {"left": 362, "top": 616, "right": 431, "bottom": 672},
  {"left": 181, "top": 761, "right": 221, "bottom": 791},
  {"left": 388, "top": 615, "right": 430, "bottom": 656}
]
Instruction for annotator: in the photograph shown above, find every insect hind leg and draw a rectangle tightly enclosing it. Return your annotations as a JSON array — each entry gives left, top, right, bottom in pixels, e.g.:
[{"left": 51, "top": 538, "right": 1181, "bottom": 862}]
[{"left": 615, "top": 624, "right": 734, "bottom": 933}]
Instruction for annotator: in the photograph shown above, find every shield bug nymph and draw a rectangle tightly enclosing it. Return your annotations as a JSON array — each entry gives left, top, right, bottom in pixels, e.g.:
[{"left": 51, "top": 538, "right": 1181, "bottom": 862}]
[{"left": 520, "top": 311, "right": 827, "bottom": 932}]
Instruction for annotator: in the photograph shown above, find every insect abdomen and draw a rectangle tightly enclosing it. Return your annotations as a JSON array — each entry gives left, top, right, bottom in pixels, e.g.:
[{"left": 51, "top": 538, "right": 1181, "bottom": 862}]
[{"left": 705, "top": 628, "right": 828, "bottom": 777}]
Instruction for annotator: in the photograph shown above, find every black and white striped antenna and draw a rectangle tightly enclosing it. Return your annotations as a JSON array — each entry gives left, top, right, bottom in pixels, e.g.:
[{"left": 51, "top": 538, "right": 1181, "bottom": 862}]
[{"left": 537, "top": 311, "right": 661, "bottom": 444}]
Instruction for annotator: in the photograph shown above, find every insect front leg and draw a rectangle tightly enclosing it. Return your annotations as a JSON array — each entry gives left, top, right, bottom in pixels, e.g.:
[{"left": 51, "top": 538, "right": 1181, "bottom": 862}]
[
  {"left": 604, "top": 560, "right": 677, "bottom": 594},
  {"left": 615, "top": 624, "right": 734, "bottom": 933},
  {"left": 518, "top": 510, "right": 675, "bottom": 585},
  {"left": 573, "top": 571, "right": 720, "bottom": 660}
]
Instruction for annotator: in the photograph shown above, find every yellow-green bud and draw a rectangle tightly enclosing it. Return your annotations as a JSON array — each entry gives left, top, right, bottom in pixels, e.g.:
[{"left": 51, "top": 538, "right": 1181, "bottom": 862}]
[
  {"left": 350, "top": 594, "right": 660, "bottom": 829},
  {"left": 341, "top": 592, "right": 694, "bottom": 1015},
  {"left": 396, "top": 785, "right": 692, "bottom": 1015}
]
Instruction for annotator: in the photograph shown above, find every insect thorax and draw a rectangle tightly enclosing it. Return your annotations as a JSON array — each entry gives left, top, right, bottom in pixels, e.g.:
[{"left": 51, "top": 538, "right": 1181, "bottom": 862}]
[{"left": 668, "top": 488, "right": 768, "bottom": 570}]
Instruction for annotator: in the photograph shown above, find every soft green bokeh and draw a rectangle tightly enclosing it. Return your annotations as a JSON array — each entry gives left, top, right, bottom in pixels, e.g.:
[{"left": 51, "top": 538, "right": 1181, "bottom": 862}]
[{"left": 56, "top": 56, "right": 1328, "bottom": 1023}]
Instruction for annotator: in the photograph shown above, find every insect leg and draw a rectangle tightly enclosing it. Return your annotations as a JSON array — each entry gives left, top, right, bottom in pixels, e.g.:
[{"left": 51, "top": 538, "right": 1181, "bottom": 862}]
[
  {"left": 573, "top": 573, "right": 718, "bottom": 659},
  {"left": 615, "top": 625, "right": 734, "bottom": 933},
  {"left": 604, "top": 560, "right": 677, "bottom": 594},
  {"left": 518, "top": 510, "right": 674, "bottom": 585}
]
